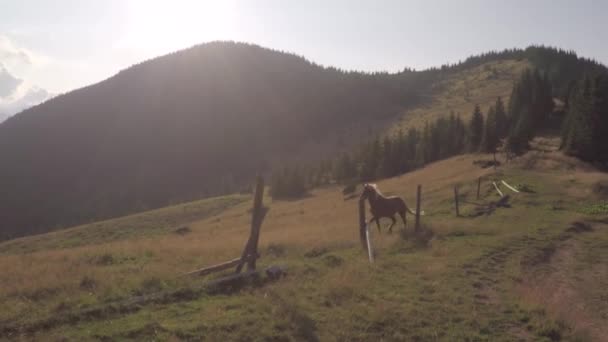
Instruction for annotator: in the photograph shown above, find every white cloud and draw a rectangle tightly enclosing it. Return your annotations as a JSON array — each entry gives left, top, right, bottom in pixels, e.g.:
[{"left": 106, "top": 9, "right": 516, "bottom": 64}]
[
  {"left": 0, "top": 34, "right": 35, "bottom": 66},
  {"left": 0, "top": 64, "right": 53, "bottom": 122},
  {"left": 0, "top": 63, "right": 22, "bottom": 97},
  {"left": 0, "top": 35, "right": 53, "bottom": 122}
]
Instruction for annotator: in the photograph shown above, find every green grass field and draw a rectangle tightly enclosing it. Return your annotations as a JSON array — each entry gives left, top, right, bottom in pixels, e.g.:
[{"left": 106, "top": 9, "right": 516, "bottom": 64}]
[
  {"left": 1, "top": 143, "right": 607, "bottom": 341},
  {"left": 1, "top": 59, "right": 607, "bottom": 341},
  {"left": 0, "top": 194, "right": 247, "bottom": 255}
]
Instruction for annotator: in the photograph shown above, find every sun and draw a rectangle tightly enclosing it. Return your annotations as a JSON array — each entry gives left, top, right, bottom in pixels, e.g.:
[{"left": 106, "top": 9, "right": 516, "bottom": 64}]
[{"left": 122, "top": 0, "right": 236, "bottom": 55}]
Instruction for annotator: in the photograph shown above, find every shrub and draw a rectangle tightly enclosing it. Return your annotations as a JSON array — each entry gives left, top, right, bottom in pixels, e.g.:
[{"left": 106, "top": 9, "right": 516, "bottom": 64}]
[{"left": 80, "top": 276, "right": 97, "bottom": 291}]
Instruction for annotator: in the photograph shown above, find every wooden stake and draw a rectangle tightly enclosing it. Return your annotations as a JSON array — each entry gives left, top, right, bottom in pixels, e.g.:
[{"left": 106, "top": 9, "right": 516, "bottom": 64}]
[
  {"left": 492, "top": 181, "right": 504, "bottom": 197},
  {"left": 359, "top": 199, "right": 367, "bottom": 250},
  {"left": 454, "top": 185, "right": 460, "bottom": 217},
  {"left": 365, "top": 223, "right": 374, "bottom": 263},
  {"left": 477, "top": 177, "right": 481, "bottom": 200},
  {"left": 236, "top": 176, "right": 266, "bottom": 273},
  {"left": 415, "top": 185, "right": 421, "bottom": 232}
]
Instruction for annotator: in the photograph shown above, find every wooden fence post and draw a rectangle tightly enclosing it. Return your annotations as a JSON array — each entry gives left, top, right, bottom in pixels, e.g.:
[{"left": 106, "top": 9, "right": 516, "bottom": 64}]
[
  {"left": 236, "top": 176, "right": 266, "bottom": 273},
  {"left": 358, "top": 199, "right": 367, "bottom": 250},
  {"left": 477, "top": 177, "right": 481, "bottom": 200},
  {"left": 365, "top": 223, "right": 374, "bottom": 263},
  {"left": 454, "top": 185, "right": 460, "bottom": 217},
  {"left": 359, "top": 198, "right": 374, "bottom": 262},
  {"left": 415, "top": 185, "right": 421, "bottom": 232}
]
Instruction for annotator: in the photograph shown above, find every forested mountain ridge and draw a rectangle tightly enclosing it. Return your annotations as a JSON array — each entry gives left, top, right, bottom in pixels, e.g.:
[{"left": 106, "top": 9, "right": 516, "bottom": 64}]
[
  {"left": 0, "top": 42, "right": 605, "bottom": 240},
  {"left": 0, "top": 42, "right": 414, "bottom": 239}
]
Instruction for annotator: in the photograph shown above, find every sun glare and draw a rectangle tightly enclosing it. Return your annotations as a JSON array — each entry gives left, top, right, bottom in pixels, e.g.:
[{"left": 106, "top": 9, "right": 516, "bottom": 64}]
[{"left": 122, "top": 0, "right": 236, "bottom": 55}]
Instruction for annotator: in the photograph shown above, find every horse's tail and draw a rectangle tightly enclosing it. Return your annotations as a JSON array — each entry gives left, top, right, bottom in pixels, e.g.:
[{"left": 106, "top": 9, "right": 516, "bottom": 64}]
[{"left": 405, "top": 203, "right": 425, "bottom": 216}]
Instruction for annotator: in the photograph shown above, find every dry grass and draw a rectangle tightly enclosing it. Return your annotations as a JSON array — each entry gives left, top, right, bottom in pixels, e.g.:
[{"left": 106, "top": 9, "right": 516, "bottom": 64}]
[
  {"left": 518, "top": 222, "right": 608, "bottom": 341},
  {"left": 3, "top": 147, "right": 607, "bottom": 340},
  {"left": 389, "top": 59, "right": 529, "bottom": 135},
  {"left": 2, "top": 59, "right": 608, "bottom": 340}
]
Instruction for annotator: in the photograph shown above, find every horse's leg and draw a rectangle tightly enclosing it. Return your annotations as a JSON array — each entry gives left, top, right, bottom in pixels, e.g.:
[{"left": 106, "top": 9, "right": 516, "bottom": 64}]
[
  {"left": 388, "top": 215, "right": 396, "bottom": 234},
  {"left": 375, "top": 217, "right": 382, "bottom": 233},
  {"left": 399, "top": 210, "right": 407, "bottom": 229},
  {"left": 367, "top": 217, "right": 377, "bottom": 232}
]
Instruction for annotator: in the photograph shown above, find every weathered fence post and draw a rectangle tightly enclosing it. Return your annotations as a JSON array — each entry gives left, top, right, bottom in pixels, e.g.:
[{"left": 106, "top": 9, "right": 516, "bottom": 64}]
[
  {"left": 358, "top": 199, "right": 367, "bottom": 250},
  {"left": 415, "top": 185, "right": 422, "bottom": 232},
  {"left": 236, "top": 176, "right": 266, "bottom": 273},
  {"left": 454, "top": 185, "right": 460, "bottom": 217},
  {"left": 184, "top": 176, "right": 267, "bottom": 278},
  {"left": 365, "top": 224, "right": 374, "bottom": 263},
  {"left": 358, "top": 198, "right": 374, "bottom": 263},
  {"left": 477, "top": 177, "right": 481, "bottom": 200}
]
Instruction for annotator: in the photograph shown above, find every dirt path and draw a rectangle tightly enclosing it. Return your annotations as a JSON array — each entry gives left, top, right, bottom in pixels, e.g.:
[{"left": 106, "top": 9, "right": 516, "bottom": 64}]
[
  {"left": 463, "top": 234, "right": 539, "bottom": 340},
  {"left": 519, "top": 223, "right": 608, "bottom": 341},
  {"left": 461, "top": 220, "right": 608, "bottom": 341}
]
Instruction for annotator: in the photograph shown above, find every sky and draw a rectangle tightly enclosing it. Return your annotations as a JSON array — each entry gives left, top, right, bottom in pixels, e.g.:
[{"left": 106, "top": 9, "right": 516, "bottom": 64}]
[{"left": 1, "top": 0, "right": 607, "bottom": 117}]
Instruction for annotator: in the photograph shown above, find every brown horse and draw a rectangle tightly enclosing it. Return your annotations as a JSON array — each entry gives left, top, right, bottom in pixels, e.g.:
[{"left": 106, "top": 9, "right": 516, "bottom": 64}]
[{"left": 360, "top": 183, "right": 422, "bottom": 233}]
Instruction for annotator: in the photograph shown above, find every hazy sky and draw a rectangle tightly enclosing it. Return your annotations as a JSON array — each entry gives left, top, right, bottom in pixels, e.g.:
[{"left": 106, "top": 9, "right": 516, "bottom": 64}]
[{"left": 1, "top": 0, "right": 607, "bottom": 95}]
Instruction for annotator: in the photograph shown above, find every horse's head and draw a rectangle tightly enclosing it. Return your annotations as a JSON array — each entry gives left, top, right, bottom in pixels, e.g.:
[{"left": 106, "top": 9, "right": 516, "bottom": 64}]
[{"left": 360, "top": 183, "right": 378, "bottom": 201}]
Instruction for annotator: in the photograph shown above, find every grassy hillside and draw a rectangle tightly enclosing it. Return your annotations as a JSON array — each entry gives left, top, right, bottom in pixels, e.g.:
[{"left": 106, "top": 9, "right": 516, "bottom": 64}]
[
  {"left": 0, "top": 42, "right": 409, "bottom": 240},
  {"left": 3, "top": 43, "right": 598, "bottom": 241},
  {"left": 2, "top": 140, "right": 607, "bottom": 340},
  {"left": 389, "top": 59, "right": 529, "bottom": 135},
  {"left": 0, "top": 194, "right": 247, "bottom": 255}
]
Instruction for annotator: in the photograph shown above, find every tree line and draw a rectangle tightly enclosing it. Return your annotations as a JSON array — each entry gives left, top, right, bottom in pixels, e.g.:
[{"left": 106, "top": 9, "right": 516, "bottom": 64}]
[
  {"left": 271, "top": 97, "right": 510, "bottom": 198},
  {"left": 271, "top": 64, "right": 608, "bottom": 198},
  {"left": 561, "top": 73, "right": 608, "bottom": 162}
]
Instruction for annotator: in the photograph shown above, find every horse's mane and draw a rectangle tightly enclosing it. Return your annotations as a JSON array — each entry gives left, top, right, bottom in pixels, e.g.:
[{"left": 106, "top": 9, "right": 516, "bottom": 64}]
[{"left": 368, "top": 183, "right": 384, "bottom": 196}]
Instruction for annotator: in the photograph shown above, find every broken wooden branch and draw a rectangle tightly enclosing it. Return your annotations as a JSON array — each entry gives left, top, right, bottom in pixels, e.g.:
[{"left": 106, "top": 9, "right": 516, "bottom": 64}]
[
  {"left": 501, "top": 180, "right": 520, "bottom": 193},
  {"left": 492, "top": 181, "right": 504, "bottom": 197},
  {"left": 182, "top": 254, "right": 259, "bottom": 277},
  {"left": 183, "top": 176, "right": 268, "bottom": 278}
]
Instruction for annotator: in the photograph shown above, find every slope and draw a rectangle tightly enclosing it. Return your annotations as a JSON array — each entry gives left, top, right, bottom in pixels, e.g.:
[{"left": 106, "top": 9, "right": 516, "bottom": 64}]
[
  {"left": 390, "top": 59, "right": 529, "bottom": 133},
  {"left": 0, "top": 44, "right": 603, "bottom": 242},
  {"left": 0, "top": 42, "right": 410, "bottom": 240},
  {"left": 1, "top": 140, "right": 607, "bottom": 340}
]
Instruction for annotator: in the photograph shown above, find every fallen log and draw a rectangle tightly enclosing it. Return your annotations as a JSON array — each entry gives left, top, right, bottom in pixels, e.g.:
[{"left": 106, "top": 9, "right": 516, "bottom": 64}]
[
  {"left": 501, "top": 180, "right": 520, "bottom": 193},
  {"left": 182, "top": 253, "right": 259, "bottom": 277}
]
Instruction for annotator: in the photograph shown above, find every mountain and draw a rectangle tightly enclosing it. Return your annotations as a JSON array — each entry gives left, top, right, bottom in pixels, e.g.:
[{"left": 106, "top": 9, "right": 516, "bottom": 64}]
[
  {"left": 0, "top": 42, "right": 417, "bottom": 239},
  {"left": 0, "top": 42, "right": 604, "bottom": 240}
]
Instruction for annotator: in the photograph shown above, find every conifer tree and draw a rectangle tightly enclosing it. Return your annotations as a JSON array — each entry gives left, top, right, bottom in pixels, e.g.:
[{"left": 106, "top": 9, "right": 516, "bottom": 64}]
[
  {"left": 335, "top": 153, "right": 356, "bottom": 183},
  {"left": 481, "top": 106, "right": 499, "bottom": 154},
  {"left": 494, "top": 97, "right": 508, "bottom": 138},
  {"left": 468, "top": 105, "right": 484, "bottom": 151},
  {"left": 360, "top": 137, "right": 381, "bottom": 181},
  {"left": 506, "top": 68, "right": 554, "bottom": 154},
  {"left": 562, "top": 73, "right": 608, "bottom": 163}
]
